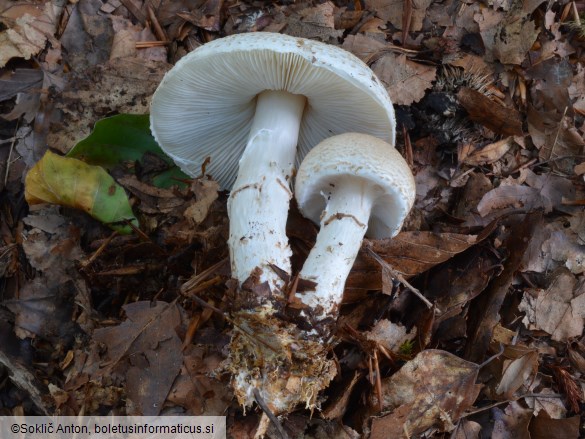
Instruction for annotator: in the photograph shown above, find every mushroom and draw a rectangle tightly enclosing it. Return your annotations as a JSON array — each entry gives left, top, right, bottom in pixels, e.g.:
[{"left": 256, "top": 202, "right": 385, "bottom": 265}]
[
  {"left": 295, "top": 132, "right": 416, "bottom": 324},
  {"left": 150, "top": 32, "right": 396, "bottom": 294}
]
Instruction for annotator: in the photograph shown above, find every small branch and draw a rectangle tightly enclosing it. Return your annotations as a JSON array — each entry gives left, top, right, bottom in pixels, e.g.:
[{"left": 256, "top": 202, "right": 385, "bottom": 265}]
[
  {"left": 364, "top": 245, "right": 434, "bottom": 309},
  {"left": 147, "top": 5, "right": 169, "bottom": 41},
  {"left": 80, "top": 230, "right": 119, "bottom": 269},
  {"left": 549, "top": 106, "right": 568, "bottom": 161},
  {"left": 253, "top": 389, "right": 289, "bottom": 439},
  {"left": 180, "top": 258, "right": 228, "bottom": 294},
  {"left": 4, "top": 118, "right": 20, "bottom": 186},
  {"left": 135, "top": 41, "right": 171, "bottom": 49},
  {"left": 477, "top": 343, "right": 504, "bottom": 369}
]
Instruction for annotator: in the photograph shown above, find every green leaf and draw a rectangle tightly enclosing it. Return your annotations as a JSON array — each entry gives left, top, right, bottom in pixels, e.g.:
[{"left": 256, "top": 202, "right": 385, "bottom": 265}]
[
  {"left": 67, "top": 114, "right": 189, "bottom": 188},
  {"left": 25, "top": 151, "right": 139, "bottom": 234}
]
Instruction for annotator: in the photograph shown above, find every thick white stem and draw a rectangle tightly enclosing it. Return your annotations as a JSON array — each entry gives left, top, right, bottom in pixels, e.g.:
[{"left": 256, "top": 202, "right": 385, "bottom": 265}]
[
  {"left": 228, "top": 90, "right": 306, "bottom": 293},
  {"left": 298, "top": 181, "right": 374, "bottom": 319}
]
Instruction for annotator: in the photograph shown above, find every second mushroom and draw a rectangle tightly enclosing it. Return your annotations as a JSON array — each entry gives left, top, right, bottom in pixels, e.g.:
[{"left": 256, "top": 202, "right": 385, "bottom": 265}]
[{"left": 295, "top": 132, "right": 416, "bottom": 327}]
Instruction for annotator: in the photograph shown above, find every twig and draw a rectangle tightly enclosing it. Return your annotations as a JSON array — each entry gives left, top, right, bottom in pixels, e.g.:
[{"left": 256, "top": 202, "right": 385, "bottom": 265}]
[
  {"left": 403, "top": 125, "right": 413, "bottom": 168},
  {"left": 4, "top": 118, "right": 21, "bottom": 186},
  {"left": 181, "top": 275, "right": 223, "bottom": 298},
  {"left": 461, "top": 393, "right": 564, "bottom": 418},
  {"left": 373, "top": 349, "right": 383, "bottom": 412},
  {"left": 549, "top": 106, "right": 568, "bottom": 161},
  {"left": 477, "top": 343, "right": 504, "bottom": 369},
  {"left": 147, "top": 5, "right": 168, "bottom": 41},
  {"left": 181, "top": 258, "right": 228, "bottom": 293},
  {"left": 348, "top": 11, "right": 374, "bottom": 35},
  {"left": 135, "top": 41, "right": 170, "bottom": 49},
  {"left": 561, "top": 197, "right": 585, "bottom": 206},
  {"left": 80, "top": 230, "right": 119, "bottom": 269},
  {"left": 364, "top": 245, "right": 435, "bottom": 310},
  {"left": 253, "top": 389, "right": 289, "bottom": 439}
]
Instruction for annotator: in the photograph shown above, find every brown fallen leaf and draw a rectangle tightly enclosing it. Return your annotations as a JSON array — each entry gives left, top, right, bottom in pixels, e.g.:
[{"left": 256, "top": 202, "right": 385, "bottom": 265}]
[
  {"left": 368, "top": 350, "right": 480, "bottom": 437},
  {"left": 341, "top": 33, "right": 388, "bottom": 62},
  {"left": 347, "top": 231, "right": 480, "bottom": 291},
  {"left": 527, "top": 105, "right": 584, "bottom": 175},
  {"left": 167, "top": 345, "right": 231, "bottom": 415},
  {"left": 426, "top": 246, "right": 500, "bottom": 326},
  {"left": 109, "top": 15, "right": 166, "bottom": 62},
  {"left": 8, "top": 206, "right": 91, "bottom": 339},
  {"left": 453, "top": 172, "right": 493, "bottom": 222},
  {"left": 59, "top": 0, "right": 114, "bottom": 71},
  {"left": 92, "top": 301, "right": 184, "bottom": 415},
  {"left": 492, "top": 11, "right": 539, "bottom": 65},
  {"left": 279, "top": 2, "right": 343, "bottom": 43},
  {"left": 366, "top": 0, "right": 432, "bottom": 31},
  {"left": 519, "top": 268, "right": 585, "bottom": 342},
  {"left": 568, "top": 64, "right": 585, "bottom": 115},
  {"left": 474, "top": 6, "right": 504, "bottom": 63},
  {"left": 117, "top": 174, "right": 185, "bottom": 214},
  {"left": 372, "top": 53, "right": 436, "bottom": 105}
]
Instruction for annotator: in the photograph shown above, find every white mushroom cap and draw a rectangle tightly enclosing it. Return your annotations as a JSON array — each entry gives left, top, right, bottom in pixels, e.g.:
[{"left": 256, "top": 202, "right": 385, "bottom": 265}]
[
  {"left": 295, "top": 133, "right": 416, "bottom": 239},
  {"left": 150, "top": 32, "right": 395, "bottom": 189}
]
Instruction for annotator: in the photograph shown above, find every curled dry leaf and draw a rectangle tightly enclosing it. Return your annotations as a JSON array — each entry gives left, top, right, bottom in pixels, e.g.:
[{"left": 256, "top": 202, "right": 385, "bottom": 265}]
[
  {"left": 495, "top": 350, "right": 539, "bottom": 399},
  {"left": 184, "top": 179, "right": 220, "bottom": 225},
  {"left": 368, "top": 350, "right": 480, "bottom": 437},
  {"left": 459, "top": 137, "right": 513, "bottom": 166},
  {"left": 476, "top": 183, "right": 551, "bottom": 220}
]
